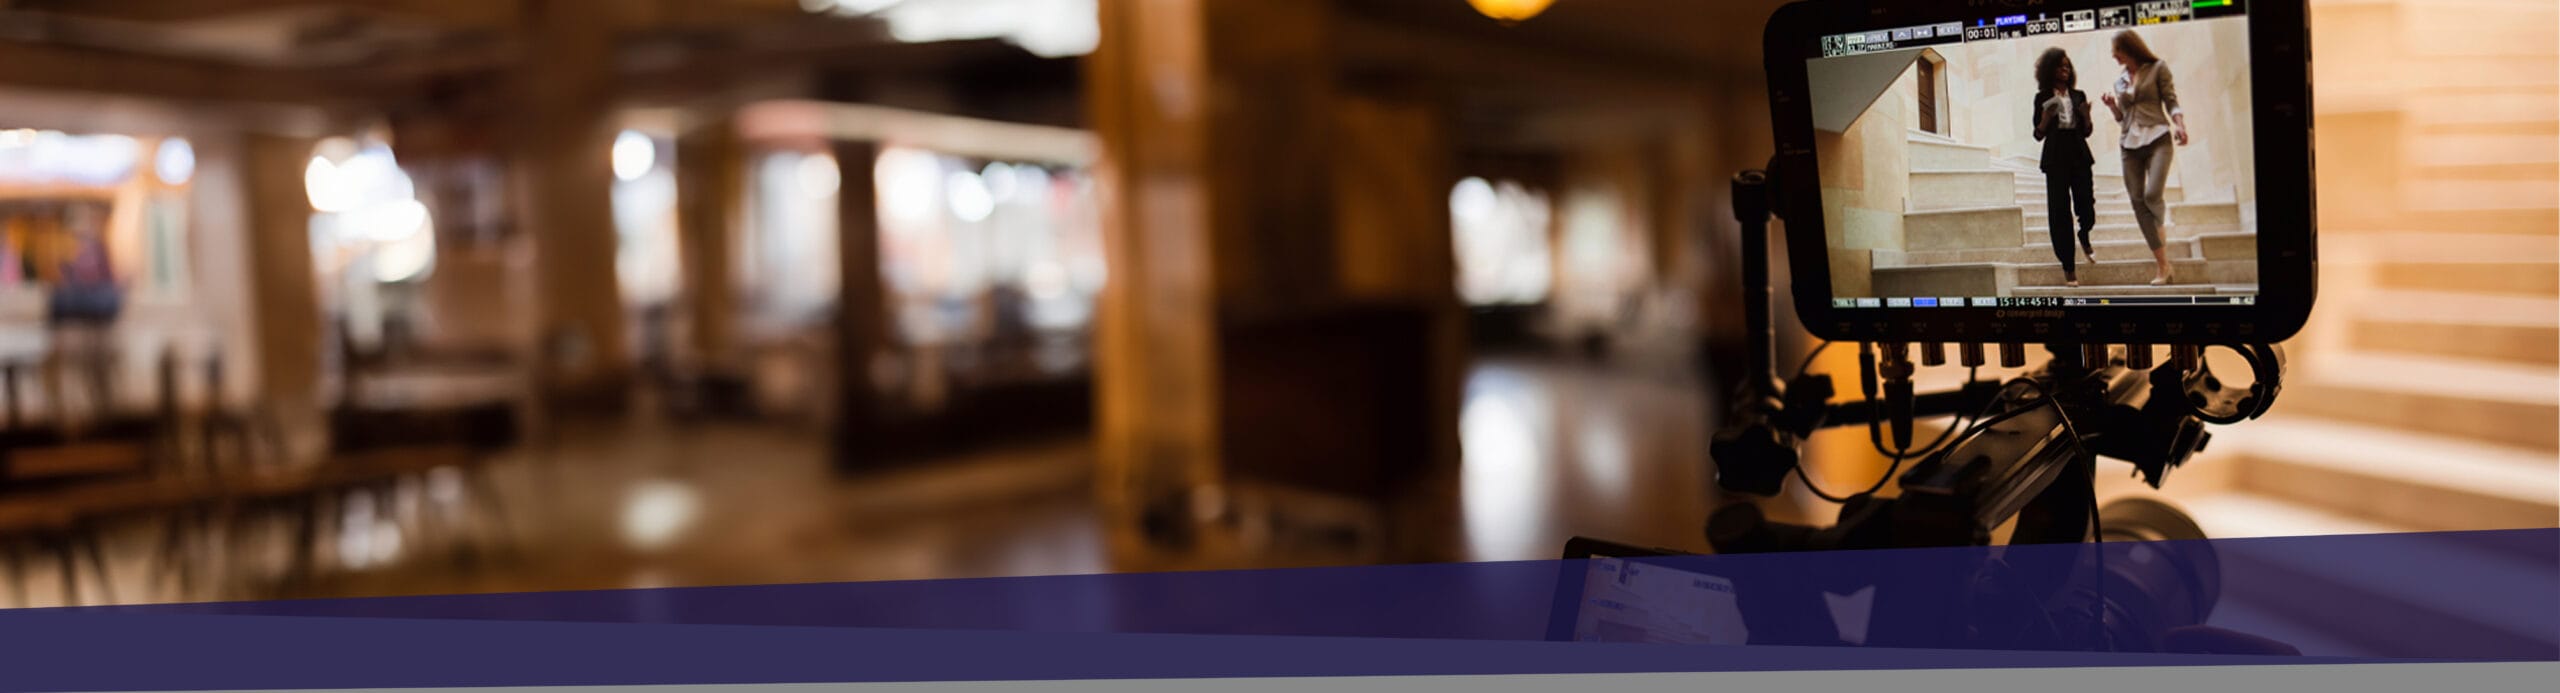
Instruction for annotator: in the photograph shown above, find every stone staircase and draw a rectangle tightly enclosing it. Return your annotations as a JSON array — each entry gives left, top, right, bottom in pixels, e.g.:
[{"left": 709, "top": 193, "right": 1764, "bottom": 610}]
[
  {"left": 1876, "top": 131, "right": 2256, "bottom": 298},
  {"left": 2129, "top": 0, "right": 2560, "bottom": 536},
  {"left": 2075, "top": 0, "right": 2559, "bottom": 654}
]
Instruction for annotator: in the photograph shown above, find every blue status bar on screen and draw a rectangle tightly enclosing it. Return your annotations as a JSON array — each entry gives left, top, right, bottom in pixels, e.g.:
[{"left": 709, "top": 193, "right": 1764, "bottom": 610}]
[
  {"left": 1833, "top": 296, "right": 2258, "bottom": 308},
  {"left": 1817, "top": 0, "right": 2245, "bottom": 58}
]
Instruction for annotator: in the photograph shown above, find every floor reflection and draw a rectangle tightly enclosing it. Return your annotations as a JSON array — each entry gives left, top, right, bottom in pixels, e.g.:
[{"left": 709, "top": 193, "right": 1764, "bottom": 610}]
[
  {"left": 7, "top": 355, "right": 1724, "bottom": 606},
  {"left": 1457, "top": 357, "right": 1717, "bottom": 562}
]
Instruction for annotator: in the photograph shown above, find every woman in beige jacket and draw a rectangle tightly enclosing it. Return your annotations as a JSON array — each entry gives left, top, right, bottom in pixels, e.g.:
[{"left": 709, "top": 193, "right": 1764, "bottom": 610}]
[{"left": 2100, "top": 29, "right": 2189, "bottom": 287}]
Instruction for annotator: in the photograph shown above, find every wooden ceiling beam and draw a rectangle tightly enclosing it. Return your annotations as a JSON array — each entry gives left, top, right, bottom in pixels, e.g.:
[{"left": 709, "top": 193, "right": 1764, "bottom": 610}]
[
  {"left": 1332, "top": 13, "right": 1703, "bottom": 109},
  {"left": 14, "top": 0, "right": 817, "bottom": 32},
  {"left": 9, "top": 0, "right": 518, "bottom": 28},
  {"left": 0, "top": 38, "right": 366, "bottom": 106}
]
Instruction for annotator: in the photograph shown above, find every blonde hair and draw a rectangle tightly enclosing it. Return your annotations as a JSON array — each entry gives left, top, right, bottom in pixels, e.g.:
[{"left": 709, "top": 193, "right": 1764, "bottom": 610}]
[{"left": 2112, "top": 30, "right": 2160, "bottom": 66}]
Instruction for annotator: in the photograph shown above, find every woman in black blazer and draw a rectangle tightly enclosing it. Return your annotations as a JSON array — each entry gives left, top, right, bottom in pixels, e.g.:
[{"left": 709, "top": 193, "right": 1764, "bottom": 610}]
[{"left": 2032, "top": 48, "right": 2099, "bottom": 288}]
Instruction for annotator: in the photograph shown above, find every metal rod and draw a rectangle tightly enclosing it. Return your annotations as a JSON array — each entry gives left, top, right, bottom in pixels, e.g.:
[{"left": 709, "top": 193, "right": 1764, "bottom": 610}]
[{"left": 1735, "top": 171, "right": 1777, "bottom": 393}]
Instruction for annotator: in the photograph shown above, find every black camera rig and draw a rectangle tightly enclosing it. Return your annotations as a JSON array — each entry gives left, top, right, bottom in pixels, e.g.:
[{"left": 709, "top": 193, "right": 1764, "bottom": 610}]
[{"left": 1701, "top": 169, "right": 2292, "bottom": 652}]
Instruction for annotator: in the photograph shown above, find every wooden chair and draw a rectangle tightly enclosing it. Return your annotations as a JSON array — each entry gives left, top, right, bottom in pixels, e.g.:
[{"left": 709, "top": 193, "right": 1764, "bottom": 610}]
[{"left": 0, "top": 355, "right": 154, "bottom": 606}]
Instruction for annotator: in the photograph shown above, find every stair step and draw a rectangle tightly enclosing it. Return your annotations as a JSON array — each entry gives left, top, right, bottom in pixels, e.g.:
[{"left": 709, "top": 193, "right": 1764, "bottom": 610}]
[
  {"left": 2206, "top": 417, "right": 2559, "bottom": 532},
  {"left": 2400, "top": 55, "right": 2560, "bottom": 89},
  {"left": 2283, "top": 352, "right": 2560, "bottom": 451},
  {"left": 2015, "top": 179, "right": 2180, "bottom": 193},
  {"left": 2016, "top": 187, "right": 2186, "bottom": 204},
  {"left": 2345, "top": 232, "right": 2560, "bottom": 295},
  {"left": 2411, "top": 131, "right": 2560, "bottom": 182},
  {"left": 2024, "top": 210, "right": 2140, "bottom": 228},
  {"left": 2010, "top": 284, "right": 2227, "bottom": 297},
  {"left": 2404, "top": 2, "right": 2560, "bottom": 58},
  {"left": 2016, "top": 187, "right": 2133, "bottom": 198},
  {"left": 2414, "top": 162, "right": 2559, "bottom": 183},
  {"left": 2194, "top": 231, "right": 2259, "bottom": 260},
  {"left": 2169, "top": 493, "right": 2560, "bottom": 659},
  {"left": 1908, "top": 138, "right": 1996, "bottom": 170},
  {"left": 2360, "top": 287, "right": 2560, "bottom": 326},
  {"left": 2335, "top": 231, "right": 2560, "bottom": 262},
  {"left": 2349, "top": 290, "right": 2560, "bottom": 366},
  {"left": 2411, "top": 133, "right": 2560, "bottom": 167},
  {"left": 2018, "top": 196, "right": 2135, "bottom": 209},
  {"left": 1905, "top": 206, "right": 2030, "bottom": 251},
  {"left": 2417, "top": 119, "right": 2560, "bottom": 139},
  {"left": 1876, "top": 239, "right": 2196, "bottom": 268},
  {"left": 2018, "top": 223, "right": 2237, "bottom": 247},
  {"left": 2173, "top": 493, "right": 2401, "bottom": 539},
  {"left": 2372, "top": 262, "right": 2560, "bottom": 296},
  {"left": 2405, "top": 178, "right": 2560, "bottom": 211},
  {"left": 2403, "top": 207, "right": 2560, "bottom": 235},
  {"left": 2410, "top": 88, "right": 2559, "bottom": 130},
  {"left": 1911, "top": 170, "right": 2022, "bottom": 211},
  {"left": 1871, "top": 263, "right": 2014, "bottom": 297},
  {"left": 2026, "top": 238, "right": 2199, "bottom": 257},
  {"left": 2015, "top": 258, "right": 2254, "bottom": 287}
]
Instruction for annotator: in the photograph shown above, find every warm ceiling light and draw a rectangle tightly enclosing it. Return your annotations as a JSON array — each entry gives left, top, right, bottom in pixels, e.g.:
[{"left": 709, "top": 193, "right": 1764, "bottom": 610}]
[{"left": 1468, "top": 0, "right": 1556, "bottom": 24}]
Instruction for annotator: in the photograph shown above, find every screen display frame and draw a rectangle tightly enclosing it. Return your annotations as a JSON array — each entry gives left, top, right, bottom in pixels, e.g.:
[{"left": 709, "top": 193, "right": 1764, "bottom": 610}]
[{"left": 1763, "top": 0, "right": 2315, "bottom": 345}]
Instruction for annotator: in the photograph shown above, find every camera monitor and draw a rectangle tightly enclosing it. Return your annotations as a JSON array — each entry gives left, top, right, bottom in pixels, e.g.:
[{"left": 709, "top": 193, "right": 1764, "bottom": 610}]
[{"left": 1764, "top": 0, "right": 2314, "bottom": 344}]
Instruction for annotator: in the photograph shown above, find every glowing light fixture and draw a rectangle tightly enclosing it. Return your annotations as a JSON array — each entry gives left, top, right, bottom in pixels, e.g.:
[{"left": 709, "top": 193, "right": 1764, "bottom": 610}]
[
  {"left": 372, "top": 225, "right": 439, "bottom": 283},
  {"left": 1467, "top": 0, "right": 1556, "bottom": 24},
  {"left": 612, "top": 130, "right": 657, "bottom": 182},
  {"left": 876, "top": 147, "right": 944, "bottom": 224},
  {"left": 814, "top": 0, "right": 1098, "bottom": 58},
  {"left": 154, "top": 137, "right": 196, "bottom": 185},
  {"left": 796, "top": 152, "right": 843, "bottom": 199},
  {"left": 980, "top": 162, "right": 1018, "bottom": 202},
  {"left": 307, "top": 138, "right": 440, "bottom": 282},
  {"left": 305, "top": 156, "right": 352, "bottom": 212},
  {"left": 1450, "top": 177, "right": 1498, "bottom": 224},
  {"left": 946, "top": 170, "right": 994, "bottom": 223}
]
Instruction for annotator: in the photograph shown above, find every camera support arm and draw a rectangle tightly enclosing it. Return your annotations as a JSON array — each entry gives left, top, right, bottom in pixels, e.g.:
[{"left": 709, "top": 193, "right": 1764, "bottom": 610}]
[{"left": 1708, "top": 167, "right": 2279, "bottom": 552}]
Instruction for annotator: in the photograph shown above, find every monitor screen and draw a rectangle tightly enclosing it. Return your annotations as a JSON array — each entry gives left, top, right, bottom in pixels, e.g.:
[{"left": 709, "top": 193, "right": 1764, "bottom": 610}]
[{"left": 1806, "top": 0, "right": 2261, "bottom": 311}]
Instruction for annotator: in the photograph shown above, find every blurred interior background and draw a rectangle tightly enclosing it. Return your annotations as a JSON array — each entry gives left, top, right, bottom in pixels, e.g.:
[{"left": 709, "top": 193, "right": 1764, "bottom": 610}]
[{"left": 0, "top": 0, "right": 2548, "bottom": 621}]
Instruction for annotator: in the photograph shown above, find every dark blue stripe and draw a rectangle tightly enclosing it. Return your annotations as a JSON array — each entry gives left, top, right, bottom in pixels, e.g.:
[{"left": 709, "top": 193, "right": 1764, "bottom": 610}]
[{"left": 0, "top": 529, "right": 2548, "bottom": 688}]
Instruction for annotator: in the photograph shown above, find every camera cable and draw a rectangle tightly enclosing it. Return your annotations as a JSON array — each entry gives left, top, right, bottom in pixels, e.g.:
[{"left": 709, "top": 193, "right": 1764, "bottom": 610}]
[{"left": 1790, "top": 341, "right": 1982, "bottom": 503}]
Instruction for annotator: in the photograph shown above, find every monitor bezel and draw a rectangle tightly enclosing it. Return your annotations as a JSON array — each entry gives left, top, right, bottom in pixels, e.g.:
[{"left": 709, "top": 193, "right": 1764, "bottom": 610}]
[{"left": 1763, "top": 0, "right": 2315, "bottom": 345}]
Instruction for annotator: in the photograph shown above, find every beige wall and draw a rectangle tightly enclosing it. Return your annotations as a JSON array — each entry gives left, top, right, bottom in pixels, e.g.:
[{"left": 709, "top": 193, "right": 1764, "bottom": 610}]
[
  {"left": 1819, "top": 67, "right": 1917, "bottom": 297},
  {"left": 1938, "top": 20, "right": 2258, "bottom": 205}
]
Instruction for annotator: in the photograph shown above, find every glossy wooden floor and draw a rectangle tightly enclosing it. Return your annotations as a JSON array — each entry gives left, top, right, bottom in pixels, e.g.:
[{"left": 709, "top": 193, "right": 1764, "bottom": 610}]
[{"left": 4, "top": 356, "right": 1749, "bottom": 606}]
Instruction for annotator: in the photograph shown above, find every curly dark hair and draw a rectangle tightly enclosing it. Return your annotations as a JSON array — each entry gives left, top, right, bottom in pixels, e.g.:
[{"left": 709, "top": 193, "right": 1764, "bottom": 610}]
[{"left": 2035, "top": 47, "right": 2077, "bottom": 93}]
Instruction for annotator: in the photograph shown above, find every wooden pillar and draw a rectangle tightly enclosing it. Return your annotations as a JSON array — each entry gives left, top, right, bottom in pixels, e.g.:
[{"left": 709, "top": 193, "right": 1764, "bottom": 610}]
[
  {"left": 1089, "top": 0, "right": 1463, "bottom": 562},
  {"left": 1332, "top": 95, "right": 1456, "bottom": 304},
  {"left": 513, "top": 0, "right": 629, "bottom": 404},
  {"left": 831, "top": 141, "right": 888, "bottom": 472},
  {"left": 675, "top": 117, "right": 744, "bottom": 369},
  {"left": 238, "top": 134, "right": 323, "bottom": 413},
  {"left": 1330, "top": 93, "right": 1467, "bottom": 561},
  {"left": 1088, "top": 0, "right": 1230, "bottom": 535}
]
